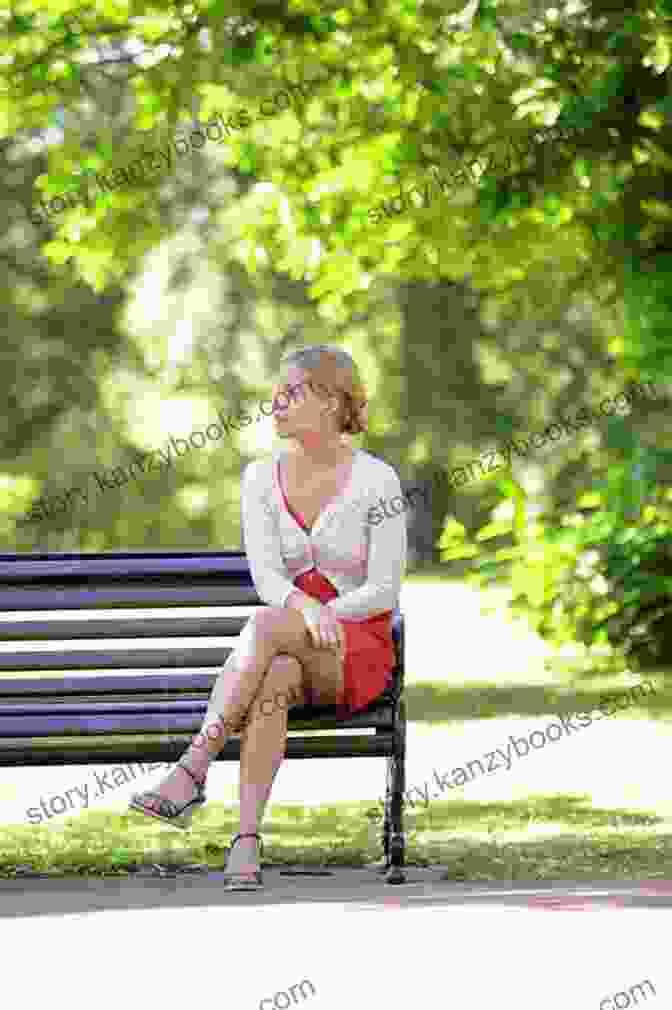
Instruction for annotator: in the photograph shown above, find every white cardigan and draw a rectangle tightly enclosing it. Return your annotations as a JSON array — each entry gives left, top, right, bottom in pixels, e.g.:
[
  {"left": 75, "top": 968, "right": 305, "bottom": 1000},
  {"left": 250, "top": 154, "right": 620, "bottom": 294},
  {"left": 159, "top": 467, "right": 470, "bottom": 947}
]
[{"left": 241, "top": 447, "right": 407, "bottom": 620}]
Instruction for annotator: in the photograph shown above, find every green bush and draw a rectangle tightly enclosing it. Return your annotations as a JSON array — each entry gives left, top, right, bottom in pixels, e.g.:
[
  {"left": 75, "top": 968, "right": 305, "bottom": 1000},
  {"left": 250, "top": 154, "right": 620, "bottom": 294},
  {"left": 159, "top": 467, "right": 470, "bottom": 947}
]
[{"left": 438, "top": 447, "right": 672, "bottom": 671}]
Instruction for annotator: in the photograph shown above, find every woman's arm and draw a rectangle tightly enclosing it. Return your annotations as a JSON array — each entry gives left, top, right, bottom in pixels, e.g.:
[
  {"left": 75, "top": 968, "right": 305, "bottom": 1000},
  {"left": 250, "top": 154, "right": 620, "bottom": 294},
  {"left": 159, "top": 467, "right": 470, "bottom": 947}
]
[
  {"left": 325, "top": 466, "right": 407, "bottom": 620},
  {"left": 241, "top": 461, "right": 301, "bottom": 608}
]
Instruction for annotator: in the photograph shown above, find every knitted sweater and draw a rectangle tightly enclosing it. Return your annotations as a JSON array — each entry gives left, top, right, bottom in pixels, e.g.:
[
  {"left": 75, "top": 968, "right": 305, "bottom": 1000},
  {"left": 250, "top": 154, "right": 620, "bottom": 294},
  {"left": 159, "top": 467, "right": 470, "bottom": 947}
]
[{"left": 241, "top": 447, "right": 407, "bottom": 620}]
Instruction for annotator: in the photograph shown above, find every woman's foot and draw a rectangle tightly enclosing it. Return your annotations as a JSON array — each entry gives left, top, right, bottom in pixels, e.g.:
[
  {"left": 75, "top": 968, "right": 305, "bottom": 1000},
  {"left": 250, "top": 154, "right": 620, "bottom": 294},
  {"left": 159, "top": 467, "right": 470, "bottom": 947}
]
[
  {"left": 136, "top": 764, "right": 202, "bottom": 814},
  {"left": 131, "top": 747, "right": 209, "bottom": 816},
  {"left": 224, "top": 832, "right": 263, "bottom": 887}
]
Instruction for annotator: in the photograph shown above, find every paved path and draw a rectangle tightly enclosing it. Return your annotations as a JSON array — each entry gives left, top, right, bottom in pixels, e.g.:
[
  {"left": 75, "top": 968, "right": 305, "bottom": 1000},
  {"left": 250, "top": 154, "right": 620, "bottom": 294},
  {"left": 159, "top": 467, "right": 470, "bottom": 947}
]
[{"left": 0, "top": 871, "right": 669, "bottom": 1010}]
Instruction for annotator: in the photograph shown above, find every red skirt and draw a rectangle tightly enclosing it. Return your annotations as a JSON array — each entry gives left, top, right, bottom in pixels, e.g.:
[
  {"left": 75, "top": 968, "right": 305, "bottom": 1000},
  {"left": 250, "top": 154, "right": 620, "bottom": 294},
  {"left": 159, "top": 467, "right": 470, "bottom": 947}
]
[{"left": 294, "top": 568, "right": 395, "bottom": 715}]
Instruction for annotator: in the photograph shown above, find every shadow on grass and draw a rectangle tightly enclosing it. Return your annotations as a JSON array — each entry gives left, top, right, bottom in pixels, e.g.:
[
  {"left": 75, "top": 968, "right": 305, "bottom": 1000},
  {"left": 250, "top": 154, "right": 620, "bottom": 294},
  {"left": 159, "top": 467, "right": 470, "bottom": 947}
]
[
  {"left": 389, "top": 793, "right": 671, "bottom": 882},
  {"left": 1, "top": 792, "right": 671, "bottom": 883},
  {"left": 405, "top": 674, "right": 672, "bottom": 723}
]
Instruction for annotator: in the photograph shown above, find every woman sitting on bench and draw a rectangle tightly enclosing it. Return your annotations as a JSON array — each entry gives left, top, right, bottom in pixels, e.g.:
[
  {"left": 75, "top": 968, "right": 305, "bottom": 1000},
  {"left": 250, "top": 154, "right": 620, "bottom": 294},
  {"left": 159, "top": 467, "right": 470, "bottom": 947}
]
[{"left": 129, "top": 344, "right": 407, "bottom": 890}]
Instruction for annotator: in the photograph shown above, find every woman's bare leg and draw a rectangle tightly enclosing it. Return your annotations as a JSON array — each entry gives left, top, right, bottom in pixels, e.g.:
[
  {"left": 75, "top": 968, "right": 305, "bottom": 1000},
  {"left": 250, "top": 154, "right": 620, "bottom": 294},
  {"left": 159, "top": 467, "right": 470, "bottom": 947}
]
[
  {"left": 224, "top": 654, "right": 305, "bottom": 876},
  {"left": 227, "top": 637, "right": 345, "bottom": 877},
  {"left": 134, "top": 607, "right": 342, "bottom": 813},
  {"left": 132, "top": 651, "right": 241, "bottom": 812}
]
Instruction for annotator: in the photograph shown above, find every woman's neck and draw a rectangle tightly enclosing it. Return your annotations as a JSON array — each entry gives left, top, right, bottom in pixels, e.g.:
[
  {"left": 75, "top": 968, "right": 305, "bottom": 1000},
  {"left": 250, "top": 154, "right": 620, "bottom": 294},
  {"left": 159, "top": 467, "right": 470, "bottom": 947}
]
[{"left": 289, "top": 437, "right": 353, "bottom": 468}]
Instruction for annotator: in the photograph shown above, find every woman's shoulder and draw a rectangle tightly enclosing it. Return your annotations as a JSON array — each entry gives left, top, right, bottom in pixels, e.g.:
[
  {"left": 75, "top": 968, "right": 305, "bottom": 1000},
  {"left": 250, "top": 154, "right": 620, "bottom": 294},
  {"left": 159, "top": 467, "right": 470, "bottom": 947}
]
[
  {"left": 242, "top": 453, "right": 277, "bottom": 489},
  {"left": 353, "top": 448, "right": 400, "bottom": 490},
  {"left": 357, "top": 449, "right": 402, "bottom": 485}
]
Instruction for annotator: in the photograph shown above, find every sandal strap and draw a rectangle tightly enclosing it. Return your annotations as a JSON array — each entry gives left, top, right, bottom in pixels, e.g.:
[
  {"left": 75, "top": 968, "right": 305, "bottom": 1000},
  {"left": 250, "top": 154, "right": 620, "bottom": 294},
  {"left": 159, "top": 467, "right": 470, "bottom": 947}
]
[
  {"left": 230, "top": 832, "right": 264, "bottom": 857},
  {"left": 136, "top": 790, "right": 180, "bottom": 818},
  {"left": 177, "top": 758, "right": 206, "bottom": 789}
]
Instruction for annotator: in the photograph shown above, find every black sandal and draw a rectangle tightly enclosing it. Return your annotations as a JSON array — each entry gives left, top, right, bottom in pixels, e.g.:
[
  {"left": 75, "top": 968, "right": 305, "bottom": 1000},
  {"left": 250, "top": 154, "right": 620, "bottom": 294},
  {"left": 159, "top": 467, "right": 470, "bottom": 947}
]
[
  {"left": 129, "top": 760, "right": 207, "bottom": 831},
  {"left": 223, "top": 832, "right": 264, "bottom": 891}
]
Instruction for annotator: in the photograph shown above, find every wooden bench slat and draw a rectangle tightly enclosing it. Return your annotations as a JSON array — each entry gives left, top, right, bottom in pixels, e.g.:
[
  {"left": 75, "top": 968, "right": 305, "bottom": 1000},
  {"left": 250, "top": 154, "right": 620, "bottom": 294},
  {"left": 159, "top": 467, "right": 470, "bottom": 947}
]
[
  {"left": 0, "top": 714, "right": 210, "bottom": 736},
  {"left": 0, "top": 616, "right": 250, "bottom": 641},
  {"left": 0, "top": 733, "right": 393, "bottom": 767},
  {"left": 0, "top": 585, "right": 261, "bottom": 611},
  {"left": 0, "top": 552, "right": 252, "bottom": 578},
  {"left": 0, "top": 702, "right": 395, "bottom": 737},
  {"left": 0, "top": 551, "right": 251, "bottom": 581},
  {"left": 0, "top": 646, "right": 233, "bottom": 672},
  {"left": 0, "top": 673, "right": 220, "bottom": 694},
  {"left": 0, "top": 699, "right": 208, "bottom": 715}
]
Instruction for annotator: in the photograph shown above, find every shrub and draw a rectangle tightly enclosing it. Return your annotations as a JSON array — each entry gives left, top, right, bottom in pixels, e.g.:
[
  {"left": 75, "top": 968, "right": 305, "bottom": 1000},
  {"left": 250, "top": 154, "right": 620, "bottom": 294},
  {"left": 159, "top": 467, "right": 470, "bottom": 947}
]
[{"left": 438, "top": 445, "right": 672, "bottom": 671}]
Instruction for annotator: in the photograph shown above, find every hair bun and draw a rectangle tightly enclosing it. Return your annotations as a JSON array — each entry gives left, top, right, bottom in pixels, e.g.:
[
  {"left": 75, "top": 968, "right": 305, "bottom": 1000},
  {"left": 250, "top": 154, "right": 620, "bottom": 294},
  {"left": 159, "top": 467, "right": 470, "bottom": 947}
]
[{"left": 356, "top": 400, "right": 369, "bottom": 432}]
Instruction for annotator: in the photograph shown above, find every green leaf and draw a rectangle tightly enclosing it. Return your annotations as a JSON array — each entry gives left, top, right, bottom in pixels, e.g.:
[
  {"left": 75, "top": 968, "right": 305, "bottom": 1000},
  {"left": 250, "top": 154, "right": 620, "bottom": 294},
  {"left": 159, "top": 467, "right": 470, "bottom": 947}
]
[
  {"left": 140, "top": 94, "right": 163, "bottom": 112},
  {"left": 304, "top": 205, "right": 321, "bottom": 229},
  {"left": 226, "top": 43, "right": 256, "bottom": 66},
  {"left": 110, "top": 848, "right": 134, "bottom": 865},
  {"left": 238, "top": 143, "right": 257, "bottom": 175},
  {"left": 438, "top": 518, "right": 468, "bottom": 546},
  {"left": 432, "top": 111, "right": 452, "bottom": 130},
  {"left": 255, "top": 33, "right": 276, "bottom": 63},
  {"left": 509, "top": 32, "right": 534, "bottom": 51},
  {"left": 476, "top": 520, "right": 514, "bottom": 541},
  {"left": 440, "top": 544, "right": 480, "bottom": 561},
  {"left": 396, "top": 141, "right": 419, "bottom": 164},
  {"left": 9, "top": 13, "right": 36, "bottom": 33},
  {"left": 306, "top": 15, "right": 339, "bottom": 37},
  {"left": 207, "top": 0, "right": 229, "bottom": 17},
  {"left": 476, "top": 5, "right": 499, "bottom": 31},
  {"left": 573, "top": 158, "right": 592, "bottom": 181},
  {"left": 474, "top": 558, "right": 508, "bottom": 575},
  {"left": 426, "top": 78, "right": 452, "bottom": 96},
  {"left": 576, "top": 491, "right": 603, "bottom": 509}
]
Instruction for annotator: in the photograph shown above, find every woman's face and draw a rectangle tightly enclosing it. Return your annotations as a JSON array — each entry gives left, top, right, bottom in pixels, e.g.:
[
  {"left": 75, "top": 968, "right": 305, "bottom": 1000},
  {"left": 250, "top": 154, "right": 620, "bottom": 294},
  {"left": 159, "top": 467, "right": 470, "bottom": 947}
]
[{"left": 270, "top": 365, "right": 339, "bottom": 440}]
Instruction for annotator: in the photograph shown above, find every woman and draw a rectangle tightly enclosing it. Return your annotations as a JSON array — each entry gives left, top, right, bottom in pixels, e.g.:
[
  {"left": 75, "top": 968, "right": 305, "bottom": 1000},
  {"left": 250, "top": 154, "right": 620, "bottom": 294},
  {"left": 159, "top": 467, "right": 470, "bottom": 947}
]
[{"left": 129, "top": 344, "right": 407, "bottom": 890}]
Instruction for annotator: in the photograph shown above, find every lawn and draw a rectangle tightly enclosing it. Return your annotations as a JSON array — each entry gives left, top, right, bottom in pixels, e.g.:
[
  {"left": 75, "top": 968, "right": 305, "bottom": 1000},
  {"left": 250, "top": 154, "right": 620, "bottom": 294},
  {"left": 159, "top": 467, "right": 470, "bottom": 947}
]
[{"left": 2, "top": 790, "right": 671, "bottom": 882}]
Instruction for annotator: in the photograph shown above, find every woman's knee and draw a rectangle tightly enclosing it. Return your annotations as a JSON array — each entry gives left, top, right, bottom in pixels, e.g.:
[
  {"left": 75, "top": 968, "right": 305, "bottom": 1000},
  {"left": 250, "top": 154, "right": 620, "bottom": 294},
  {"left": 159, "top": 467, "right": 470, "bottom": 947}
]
[{"left": 249, "top": 607, "right": 301, "bottom": 644}]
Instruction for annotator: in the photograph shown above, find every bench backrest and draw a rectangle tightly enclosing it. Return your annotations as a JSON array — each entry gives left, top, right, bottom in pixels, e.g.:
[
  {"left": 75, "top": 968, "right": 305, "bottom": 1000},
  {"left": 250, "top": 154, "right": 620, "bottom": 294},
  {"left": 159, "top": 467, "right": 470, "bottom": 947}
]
[{"left": 0, "top": 551, "right": 404, "bottom": 699}]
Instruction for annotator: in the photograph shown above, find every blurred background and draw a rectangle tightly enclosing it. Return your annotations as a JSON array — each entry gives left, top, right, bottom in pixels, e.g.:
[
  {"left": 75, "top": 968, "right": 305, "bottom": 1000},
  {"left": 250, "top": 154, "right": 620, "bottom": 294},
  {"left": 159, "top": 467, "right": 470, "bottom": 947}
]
[{"left": 2, "top": 0, "right": 672, "bottom": 880}]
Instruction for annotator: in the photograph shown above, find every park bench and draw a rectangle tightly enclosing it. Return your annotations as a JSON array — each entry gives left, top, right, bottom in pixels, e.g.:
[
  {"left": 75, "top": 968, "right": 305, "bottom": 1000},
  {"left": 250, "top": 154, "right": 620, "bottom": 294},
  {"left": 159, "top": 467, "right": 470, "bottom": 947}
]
[{"left": 0, "top": 551, "right": 407, "bottom": 883}]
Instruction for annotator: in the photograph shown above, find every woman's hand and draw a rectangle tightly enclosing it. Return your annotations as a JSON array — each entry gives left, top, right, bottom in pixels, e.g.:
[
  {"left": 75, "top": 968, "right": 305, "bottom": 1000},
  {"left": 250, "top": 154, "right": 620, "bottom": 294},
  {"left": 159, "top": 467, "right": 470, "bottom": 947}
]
[
  {"left": 298, "top": 600, "right": 344, "bottom": 652},
  {"left": 317, "top": 606, "right": 345, "bottom": 654},
  {"left": 297, "top": 598, "right": 324, "bottom": 648},
  {"left": 286, "top": 591, "right": 344, "bottom": 652}
]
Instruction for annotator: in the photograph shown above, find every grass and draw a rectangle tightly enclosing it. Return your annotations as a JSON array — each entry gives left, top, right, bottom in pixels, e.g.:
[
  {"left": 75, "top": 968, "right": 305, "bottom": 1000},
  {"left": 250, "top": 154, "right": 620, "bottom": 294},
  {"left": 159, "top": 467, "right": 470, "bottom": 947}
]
[
  {"left": 403, "top": 673, "right": 669, "bottom": 723},
  {"left": 2, "top": 792, "right": 672, "bottom": 881}
]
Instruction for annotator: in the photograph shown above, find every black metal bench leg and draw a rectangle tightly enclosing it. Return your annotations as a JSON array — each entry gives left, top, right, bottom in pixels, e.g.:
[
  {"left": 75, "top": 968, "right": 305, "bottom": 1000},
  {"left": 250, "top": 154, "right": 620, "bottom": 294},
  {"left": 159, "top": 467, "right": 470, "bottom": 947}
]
[
  {"left": 382, "top": 782, "right": 391, "bottom": 867},
  {"left": 385, "top": 697, "right": 406, "bottom": 884}
]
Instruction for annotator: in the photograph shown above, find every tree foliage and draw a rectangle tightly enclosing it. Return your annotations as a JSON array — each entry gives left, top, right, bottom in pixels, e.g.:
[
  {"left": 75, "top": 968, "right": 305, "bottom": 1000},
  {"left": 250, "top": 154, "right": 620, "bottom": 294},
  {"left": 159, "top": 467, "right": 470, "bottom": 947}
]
[{"left": 1, "top": 0, "right": 672, "bottom": 656}]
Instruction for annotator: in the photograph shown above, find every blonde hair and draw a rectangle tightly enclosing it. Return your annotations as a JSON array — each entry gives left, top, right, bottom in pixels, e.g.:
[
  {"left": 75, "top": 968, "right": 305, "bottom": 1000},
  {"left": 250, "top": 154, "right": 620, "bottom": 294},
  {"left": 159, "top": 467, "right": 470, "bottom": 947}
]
[{"left": 280, "top": 344, "right": 368, "bottom": 435}]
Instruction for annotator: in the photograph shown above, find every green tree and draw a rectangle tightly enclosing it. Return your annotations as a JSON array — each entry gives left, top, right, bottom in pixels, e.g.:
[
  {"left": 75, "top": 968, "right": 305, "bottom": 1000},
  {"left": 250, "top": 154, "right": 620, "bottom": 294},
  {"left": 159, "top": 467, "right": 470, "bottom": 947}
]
[{"left": 2, "top": 0, "right": 672, "bottom": 601}]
